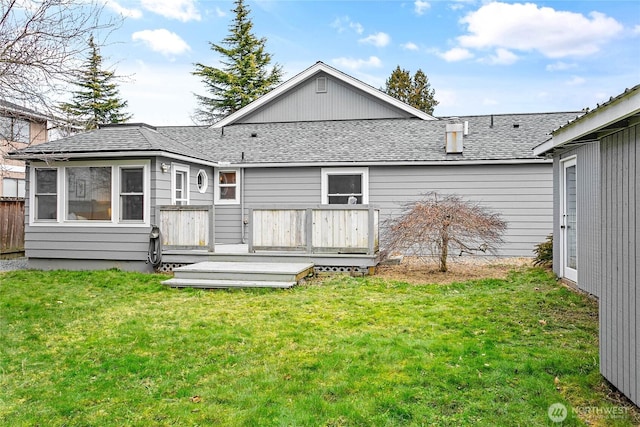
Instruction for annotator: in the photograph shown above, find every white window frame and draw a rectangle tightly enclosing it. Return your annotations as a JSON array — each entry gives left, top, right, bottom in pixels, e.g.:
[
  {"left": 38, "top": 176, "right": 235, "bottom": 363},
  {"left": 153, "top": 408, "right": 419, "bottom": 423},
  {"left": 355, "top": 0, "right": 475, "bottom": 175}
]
[
  {"left": 214, "top": 168, "right": 240, "bottom": 205},
  {"left": 171, "top": 163, "right": 190, "bottom": 205},
  {"left": 196, "top": 169, "right": 209, "bottom": 194},
  {"left": 321, "top": 167, "right": 369, "bottom": 205},
  {"left": 29, "top": 160, "right": 150, "bottom": 227}
]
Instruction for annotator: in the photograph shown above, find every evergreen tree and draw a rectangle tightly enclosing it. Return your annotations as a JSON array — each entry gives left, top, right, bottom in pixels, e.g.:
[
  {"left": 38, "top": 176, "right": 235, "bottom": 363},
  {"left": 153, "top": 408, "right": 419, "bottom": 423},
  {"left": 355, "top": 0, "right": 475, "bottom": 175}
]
[
  {"left": 193, "top": 0, "right": 283, "bottom": 124},
  {"left": 384, "top": 66, "right": 439, "bottom": 115},
  {"left": 60, "top": 35, "right": 131, "bottom": 130}
]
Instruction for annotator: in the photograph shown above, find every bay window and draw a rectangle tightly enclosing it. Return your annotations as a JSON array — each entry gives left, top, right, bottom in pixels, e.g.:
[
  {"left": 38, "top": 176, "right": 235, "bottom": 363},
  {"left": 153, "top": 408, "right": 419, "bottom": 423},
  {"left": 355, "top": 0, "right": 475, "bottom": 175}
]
[{"left": 31, "top": 160, "right": 149, "bottom": 226}]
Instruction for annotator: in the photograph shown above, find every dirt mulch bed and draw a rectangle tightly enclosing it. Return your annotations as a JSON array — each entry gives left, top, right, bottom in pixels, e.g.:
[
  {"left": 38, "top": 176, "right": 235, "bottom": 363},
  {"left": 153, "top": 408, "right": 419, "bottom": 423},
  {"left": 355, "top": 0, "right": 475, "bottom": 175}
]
[{"left": 375, "top": 256, "right": 534, "bottom": 285}]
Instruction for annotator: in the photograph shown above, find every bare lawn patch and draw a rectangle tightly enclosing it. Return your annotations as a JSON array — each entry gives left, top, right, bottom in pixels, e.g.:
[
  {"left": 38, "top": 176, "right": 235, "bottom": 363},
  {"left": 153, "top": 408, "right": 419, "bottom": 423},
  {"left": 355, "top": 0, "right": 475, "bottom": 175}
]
[{"left": 377, "top": 256, "right": 532, "bottom": 284}]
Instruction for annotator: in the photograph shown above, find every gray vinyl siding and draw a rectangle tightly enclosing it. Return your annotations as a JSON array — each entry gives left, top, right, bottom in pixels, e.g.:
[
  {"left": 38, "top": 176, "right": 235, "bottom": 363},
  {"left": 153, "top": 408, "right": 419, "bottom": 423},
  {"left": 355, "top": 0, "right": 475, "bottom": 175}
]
[
  {"left": 552, "top": 143, "right": 601, "bottom": 296},
  {"left": 599, "top": 124, "right": 639, "bottom": 406},
  {"left": 237, "top": 72, "right": 412, "bottom": 124},
  {"left": 214, "top": 167, "right": 320, "bottom": 243},
  {"left": 153, "top": 157, "right": 213, "bottom": 209},
  {"left": 369, "top": 163, "right": 553, "bottom": 257},
  {"left": 228, "top": 164, "right": 553, "bottom": 256},
  {"left": 23, "top": 157, "right": 214, "bottom": 270}
]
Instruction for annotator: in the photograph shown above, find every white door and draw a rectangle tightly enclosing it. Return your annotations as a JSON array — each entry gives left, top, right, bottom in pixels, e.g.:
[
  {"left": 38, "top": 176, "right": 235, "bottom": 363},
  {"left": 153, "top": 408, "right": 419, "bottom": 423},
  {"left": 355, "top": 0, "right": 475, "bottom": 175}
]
[{"left": 561, "top": 158, "right": 577, "bottom": 282}]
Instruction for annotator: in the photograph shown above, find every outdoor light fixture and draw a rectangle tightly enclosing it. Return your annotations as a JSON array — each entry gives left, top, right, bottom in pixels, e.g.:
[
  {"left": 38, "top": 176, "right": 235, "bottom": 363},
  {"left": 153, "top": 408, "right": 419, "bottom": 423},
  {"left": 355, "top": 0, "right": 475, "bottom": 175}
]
[{"left": 161, "top": 162, "right": 170, "bottom": 173}]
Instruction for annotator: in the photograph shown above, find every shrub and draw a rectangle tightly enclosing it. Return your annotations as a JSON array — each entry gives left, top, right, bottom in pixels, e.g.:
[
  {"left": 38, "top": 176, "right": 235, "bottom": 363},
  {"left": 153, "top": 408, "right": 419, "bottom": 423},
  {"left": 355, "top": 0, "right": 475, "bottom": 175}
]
[
  {"left": 533, "top": 234, "right": 553, "bottom": 267},
  {"left": 382, "top": 192, "right": 507, "bottom": 272}
]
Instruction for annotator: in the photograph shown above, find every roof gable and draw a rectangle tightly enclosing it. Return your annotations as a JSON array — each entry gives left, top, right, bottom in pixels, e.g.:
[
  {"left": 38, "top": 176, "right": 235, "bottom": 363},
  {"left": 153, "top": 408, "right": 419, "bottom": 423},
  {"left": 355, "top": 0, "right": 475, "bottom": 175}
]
[{"left": 212, "top": 62, "right": 436, "bottom": 128}]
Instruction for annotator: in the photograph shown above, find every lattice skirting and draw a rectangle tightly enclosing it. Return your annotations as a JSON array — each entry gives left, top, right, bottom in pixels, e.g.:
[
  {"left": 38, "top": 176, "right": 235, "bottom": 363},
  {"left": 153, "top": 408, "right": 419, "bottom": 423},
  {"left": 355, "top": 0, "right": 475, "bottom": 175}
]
[{"left": 158, "top": 262, "right": 372, "bottom": 276}]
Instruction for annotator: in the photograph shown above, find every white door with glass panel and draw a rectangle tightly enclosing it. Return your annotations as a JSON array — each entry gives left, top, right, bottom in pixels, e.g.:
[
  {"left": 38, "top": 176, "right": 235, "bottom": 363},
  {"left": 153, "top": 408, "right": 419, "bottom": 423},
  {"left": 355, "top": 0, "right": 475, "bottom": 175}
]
[{"left": 561, "top": 158, "right": 577, "bottom": 282}]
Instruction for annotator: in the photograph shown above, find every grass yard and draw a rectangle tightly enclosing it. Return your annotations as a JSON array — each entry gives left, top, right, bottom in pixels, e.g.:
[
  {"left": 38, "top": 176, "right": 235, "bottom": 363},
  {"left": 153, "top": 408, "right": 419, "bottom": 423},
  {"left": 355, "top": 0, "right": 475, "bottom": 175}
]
[{"left": 0, "top": 267, "right": 637, "bottom": 426}]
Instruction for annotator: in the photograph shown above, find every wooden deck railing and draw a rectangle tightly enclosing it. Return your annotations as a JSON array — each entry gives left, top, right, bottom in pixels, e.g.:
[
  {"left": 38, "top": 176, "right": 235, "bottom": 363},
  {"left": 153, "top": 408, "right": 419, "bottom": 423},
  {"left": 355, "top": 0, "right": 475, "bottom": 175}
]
[
  {"left": 157, "top": 205, "right": 214, "bottom": 251},
  {"left": 249, "top": 205, "right": 379, "bottom": 255}
]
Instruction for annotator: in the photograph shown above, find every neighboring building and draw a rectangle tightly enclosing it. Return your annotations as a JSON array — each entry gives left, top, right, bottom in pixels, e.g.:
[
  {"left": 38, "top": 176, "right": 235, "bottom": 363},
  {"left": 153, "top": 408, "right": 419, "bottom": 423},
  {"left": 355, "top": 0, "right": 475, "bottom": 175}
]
[
  {"left": 7, "top": 62, "right": 580, "bottom": 272},
  {"left": 0, "top": 101, "right": 50, "bottom": 198},
  {"left": 534, "top": 84, "right": 639, "bottom": 407}
]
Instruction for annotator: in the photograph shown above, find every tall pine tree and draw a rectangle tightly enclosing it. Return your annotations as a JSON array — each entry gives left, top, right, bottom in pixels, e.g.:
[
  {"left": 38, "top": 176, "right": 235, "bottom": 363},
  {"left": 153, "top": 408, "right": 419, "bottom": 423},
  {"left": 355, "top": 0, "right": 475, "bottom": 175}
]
[
  {"left": 60, "top": 35, "right": 131, "bottom": 130},
  {"left": 193, "top": 0, "right": 283, "bottom": 124},
  {"left": 384, "top": 66, "right": 439, "bottom": 115}
]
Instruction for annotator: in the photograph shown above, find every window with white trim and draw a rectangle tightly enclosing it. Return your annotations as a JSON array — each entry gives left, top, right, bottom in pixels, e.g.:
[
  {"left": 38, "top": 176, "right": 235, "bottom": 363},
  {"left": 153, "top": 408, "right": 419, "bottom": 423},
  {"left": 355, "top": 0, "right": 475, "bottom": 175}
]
[
  {"left": 2, "top": 178, "right": 25, "bottom": 198},
  {"left": 196, "top": 169, "right": 208, "bottom": 193},
  {"left": 214, "top": 169, "right": 239, "bottom": 204},
  {"left": 66, "top": 166, "right": 112, "bottom": 221},
  {"left": 34, "top": 169, "right": 58, "bottom": 220},
  {"left": 321, "top": 167, "right": 369, "bottom": 204},
  {"left": 30, "top": 160, "right": 149, "bottom": 226},
  {"left": 120, "top": 167, "right": 144, "bottom": 221},
  {"left": 171, "top": 163, "right": 189, "bottom": 205}
]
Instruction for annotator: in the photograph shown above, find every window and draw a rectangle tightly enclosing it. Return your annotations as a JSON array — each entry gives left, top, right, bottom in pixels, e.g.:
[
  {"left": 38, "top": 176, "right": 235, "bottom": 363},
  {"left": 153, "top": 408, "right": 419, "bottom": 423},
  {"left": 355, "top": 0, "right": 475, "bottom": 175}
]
[
  {"left": 30, "top": 160, "right": 149, "bottom": 226},
  {"left": 34, "top": 169, "right": 58, "bottom": 220},
  {"left": 196, "top": 169, "right": 208, "bottom": 193},
  {"left": 215, "top": 169, "right": 239, "bottom": 204},
  {"left": 0, "top": 116, "right": 30, "bottom": 143},
  {"left": 66, "top": 167, "right": 112, "bottom": 221},
  {"left": 2, "top": 178, "right": 25, "bottom": 198},
  {"left": 171, "top": 164, "right": 189, "bottom": 205},
  {"left": 321, "top": 168, "right": 369, "bottom": 204},
  {"left": 120, "top": 168, "right": 144, "bottom": 221}
]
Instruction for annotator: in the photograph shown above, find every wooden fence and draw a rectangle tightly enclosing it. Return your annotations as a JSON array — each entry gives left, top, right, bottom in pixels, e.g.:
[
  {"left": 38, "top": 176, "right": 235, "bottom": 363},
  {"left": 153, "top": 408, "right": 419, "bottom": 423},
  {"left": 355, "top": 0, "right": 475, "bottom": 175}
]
[
  {"left": 157, "top": 205, "right": 215, "bottom": 250},
  {"left": 249, "top": 205, "right": 379, "bottom": 255},
  {"left": 0, "top": 198, "right": 25, "bottom": 254}
]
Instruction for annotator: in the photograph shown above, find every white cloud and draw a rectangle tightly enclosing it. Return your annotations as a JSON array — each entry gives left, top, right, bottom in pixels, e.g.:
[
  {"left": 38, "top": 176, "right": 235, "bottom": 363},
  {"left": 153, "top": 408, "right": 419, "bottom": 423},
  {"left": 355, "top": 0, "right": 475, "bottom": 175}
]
[
  {"left": 331, "top": 16, "right": 363, "bottom": 35},
  {"left": 485, "top": 48, "right": 518, "bottom": 65},
  {"left": 401, "top": 42, "right": 419, "bottom": 51},
  {"left": 359, "top": 32, "right": 391, "bottom": 47},
  {"left": 119, "top": 61, "right": 202, "bottom": 125},
  {"left": 567, "top": 76, "right": 586, "bottom": 86},
  {"left": 331, "top": 56, "right": 383, "bottom": 71},
  {"left": 105, "top": 0, "right": 142, "bottom": 18},
  {"left": 214, "top": 7, "right": 226, "bottom": 18},
  {"left": 633, "top": 25, "right": 640, "bottom": 35},
  {"left": 546, "top": 61, "right": 576, "bottom": 72},
  {"left": 439, "top": 47, "right": 474, "bottom": 62},
  {"left": 141, "top": 0, "right": 201, "bottom": 22},
  {"left": 132, "top": 29, "right": 191, "bottom": 57},
  {"left": 458, "top": 2, "right": 624, "bottom": 58},
  {"left": 414, "top": 0, "right": 430, "bottom": 15}
]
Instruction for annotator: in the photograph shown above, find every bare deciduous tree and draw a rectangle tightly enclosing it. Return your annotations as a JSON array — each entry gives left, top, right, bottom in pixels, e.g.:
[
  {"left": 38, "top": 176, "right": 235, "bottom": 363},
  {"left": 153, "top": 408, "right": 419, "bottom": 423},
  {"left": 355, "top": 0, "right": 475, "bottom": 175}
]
[
  {"left": 383, "top": 192, "right": 507, "bottom": 272},
  {"left": 0, "top": 0, "right": 117, "bottom": 116}
]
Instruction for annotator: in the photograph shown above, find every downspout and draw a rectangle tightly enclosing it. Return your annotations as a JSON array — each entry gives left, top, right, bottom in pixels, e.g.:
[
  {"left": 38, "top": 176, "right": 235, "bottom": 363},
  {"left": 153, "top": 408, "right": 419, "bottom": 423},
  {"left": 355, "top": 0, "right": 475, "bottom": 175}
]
[{"left": 240, "top": 165, "right": 246, "bottom": 244}]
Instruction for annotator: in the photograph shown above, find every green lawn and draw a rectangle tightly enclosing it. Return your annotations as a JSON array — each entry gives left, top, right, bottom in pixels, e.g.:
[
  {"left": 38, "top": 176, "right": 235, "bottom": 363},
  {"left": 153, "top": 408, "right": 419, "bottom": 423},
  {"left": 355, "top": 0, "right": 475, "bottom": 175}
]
[{"left": 0, "top": 268, "right": 636, "bottom": 426}]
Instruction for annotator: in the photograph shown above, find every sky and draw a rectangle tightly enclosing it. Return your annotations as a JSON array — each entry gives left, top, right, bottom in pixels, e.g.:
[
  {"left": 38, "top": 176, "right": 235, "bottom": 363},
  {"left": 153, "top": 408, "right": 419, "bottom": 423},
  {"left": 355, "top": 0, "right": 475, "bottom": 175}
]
[{"left": 96, "top": 0, "right": 640, "bottom": 125}]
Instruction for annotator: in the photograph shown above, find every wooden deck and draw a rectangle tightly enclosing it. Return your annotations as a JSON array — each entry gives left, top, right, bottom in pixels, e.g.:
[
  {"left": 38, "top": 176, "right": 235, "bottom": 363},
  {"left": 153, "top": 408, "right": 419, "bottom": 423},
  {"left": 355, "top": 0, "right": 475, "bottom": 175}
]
[{"left": 160, "top": 243, "right": 380, "bottom": 276}]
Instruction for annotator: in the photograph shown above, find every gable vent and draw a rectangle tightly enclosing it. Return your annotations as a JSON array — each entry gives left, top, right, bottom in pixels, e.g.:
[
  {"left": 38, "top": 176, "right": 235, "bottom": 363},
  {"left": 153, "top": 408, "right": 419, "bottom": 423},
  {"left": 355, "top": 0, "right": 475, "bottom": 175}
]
[
  {"left": 445, "top": 122, "right": 464, "bottom": 154},
  {"left": 316, "top": 77, "right": 327, "bottom": 93}
]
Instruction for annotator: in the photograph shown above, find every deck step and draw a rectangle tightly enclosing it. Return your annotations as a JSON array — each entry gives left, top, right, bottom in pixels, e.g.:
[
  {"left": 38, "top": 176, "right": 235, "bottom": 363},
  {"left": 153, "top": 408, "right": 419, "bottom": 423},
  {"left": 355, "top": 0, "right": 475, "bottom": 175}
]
[
  {"left": 162, "top": 261, "right": 314, "bottom": 289},
  {"left": 162, "top": 278, "right": 297, "bottom": 289}
]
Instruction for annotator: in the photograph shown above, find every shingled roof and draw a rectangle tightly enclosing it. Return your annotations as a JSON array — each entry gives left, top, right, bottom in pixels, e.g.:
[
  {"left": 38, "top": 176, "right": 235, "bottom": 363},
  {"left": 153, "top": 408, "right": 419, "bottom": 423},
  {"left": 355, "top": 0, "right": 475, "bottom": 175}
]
[
  {"left": 8, "top": 123, "right": 211, "bottom": 163},
  {"left": 158, "top": 111, "right": 581, "bottom": 165},
  {"left": 8, "top": 112, "right": 581, "bottom": 165}
]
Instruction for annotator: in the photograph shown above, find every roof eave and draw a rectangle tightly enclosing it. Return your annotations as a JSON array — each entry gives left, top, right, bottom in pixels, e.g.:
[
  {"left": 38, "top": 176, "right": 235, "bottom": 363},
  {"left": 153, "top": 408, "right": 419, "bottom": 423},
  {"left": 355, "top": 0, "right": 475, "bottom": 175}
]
[
  {"left": 533, "top": 86, "right": 640, "bottom": 156},
  {"left": 8, "top": 150, "right": 219, "bottom": 166}
]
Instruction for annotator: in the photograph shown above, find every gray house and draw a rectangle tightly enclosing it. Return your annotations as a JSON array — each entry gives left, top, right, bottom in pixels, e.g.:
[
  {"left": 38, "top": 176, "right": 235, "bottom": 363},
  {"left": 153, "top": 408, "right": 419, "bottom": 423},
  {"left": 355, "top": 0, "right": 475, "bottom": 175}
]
[
  {"left": 534, "top": 84, "right": 639, "bottom": 407},
  {"left": 8, "top": 62, "right": 579, "bottom": 273}
]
